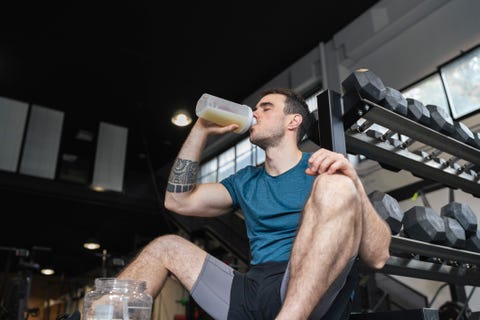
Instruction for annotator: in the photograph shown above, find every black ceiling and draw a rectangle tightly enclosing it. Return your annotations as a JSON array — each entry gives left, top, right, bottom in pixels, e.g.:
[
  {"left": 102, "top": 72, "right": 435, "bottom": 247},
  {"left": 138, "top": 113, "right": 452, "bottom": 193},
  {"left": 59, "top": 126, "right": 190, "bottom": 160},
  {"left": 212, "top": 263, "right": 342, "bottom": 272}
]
[{"left": 0, "top": 2, "right": 380, "bottom": 281}]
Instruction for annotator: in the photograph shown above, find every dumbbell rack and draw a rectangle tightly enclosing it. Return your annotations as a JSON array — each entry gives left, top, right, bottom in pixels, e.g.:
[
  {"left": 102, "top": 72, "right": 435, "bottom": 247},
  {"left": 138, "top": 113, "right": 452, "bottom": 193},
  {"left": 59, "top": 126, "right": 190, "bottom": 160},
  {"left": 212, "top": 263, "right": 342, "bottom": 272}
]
[
  {"left": 343, "top": 98, "right": 480, "bottom": 198},
  {"left": 315, "top": 89, "right": 480, "bottom": 286}
]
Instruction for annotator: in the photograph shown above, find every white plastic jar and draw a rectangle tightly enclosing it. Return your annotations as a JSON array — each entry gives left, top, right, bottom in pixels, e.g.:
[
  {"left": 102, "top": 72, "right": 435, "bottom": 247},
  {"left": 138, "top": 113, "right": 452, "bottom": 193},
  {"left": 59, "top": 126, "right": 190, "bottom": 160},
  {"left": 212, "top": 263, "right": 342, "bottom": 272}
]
[{"left": 82, "top": 278, "right": 152, "bottom": 320}]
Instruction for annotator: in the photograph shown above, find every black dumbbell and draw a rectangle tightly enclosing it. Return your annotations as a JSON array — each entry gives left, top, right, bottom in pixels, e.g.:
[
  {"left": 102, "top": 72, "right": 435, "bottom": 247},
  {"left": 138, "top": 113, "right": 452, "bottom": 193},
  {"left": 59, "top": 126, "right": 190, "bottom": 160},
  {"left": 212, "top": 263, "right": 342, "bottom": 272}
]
[
  {"left": 474, "top": 131, "right": 480, "bottom": 148},
  {"left": 440, "top": 201, "right": 478, "bottom": 236},
  {"left": 425, "top": 104, "right": 455, "bottom": 135},
  {"left": 441, "top": 216, "right": 466, "bottom": 249},
  {"left": 402, "top": 206, "right": 446, "bottom": 244},
  {"left": 441, "top": 202, "right": 480, "bottom": 251},
  {"left": 380, "top": 87, "right": 408, "bottom": 116},
  {"left": 451, "top": 121, "right": 477, "bottom": 147},
  {"left": 406, "top": 98, "right": 430, "bottom": 126},
  {"left": 466, "top": 229, "right": 480, "bottom": 252},
  {"left": 368, "top": 190, "right": 404, "bottom": 235},
  {"left": 342, "top": 68, "right": 387, "bottom": 112}
]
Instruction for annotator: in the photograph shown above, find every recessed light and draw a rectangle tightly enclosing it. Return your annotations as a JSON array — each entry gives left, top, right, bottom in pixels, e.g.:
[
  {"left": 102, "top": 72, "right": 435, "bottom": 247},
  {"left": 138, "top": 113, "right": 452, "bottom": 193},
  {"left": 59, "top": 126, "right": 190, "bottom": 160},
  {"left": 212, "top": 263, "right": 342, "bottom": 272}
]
[{"left": 171, "top": 111, "right": 192, "bottom": 127}]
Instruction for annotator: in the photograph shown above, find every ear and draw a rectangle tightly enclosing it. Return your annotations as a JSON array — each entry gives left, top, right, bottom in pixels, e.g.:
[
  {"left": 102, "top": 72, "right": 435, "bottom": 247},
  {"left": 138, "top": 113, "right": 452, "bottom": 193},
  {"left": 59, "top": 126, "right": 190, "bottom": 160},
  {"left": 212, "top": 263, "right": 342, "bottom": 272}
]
[{"left": 287, "top": 114, "right": 303, "bottom": 130}]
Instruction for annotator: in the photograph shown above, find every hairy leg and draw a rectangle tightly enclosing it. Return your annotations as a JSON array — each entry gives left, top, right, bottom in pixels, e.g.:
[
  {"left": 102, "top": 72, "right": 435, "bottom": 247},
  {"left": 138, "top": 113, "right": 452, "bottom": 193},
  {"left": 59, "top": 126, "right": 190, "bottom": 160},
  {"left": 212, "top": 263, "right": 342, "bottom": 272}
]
[
  {"left": 276, "top": 173, "right": 363, "bottom": 320},
  {"left": 117, "top": 234, "right": 208, "bottom": 297}
]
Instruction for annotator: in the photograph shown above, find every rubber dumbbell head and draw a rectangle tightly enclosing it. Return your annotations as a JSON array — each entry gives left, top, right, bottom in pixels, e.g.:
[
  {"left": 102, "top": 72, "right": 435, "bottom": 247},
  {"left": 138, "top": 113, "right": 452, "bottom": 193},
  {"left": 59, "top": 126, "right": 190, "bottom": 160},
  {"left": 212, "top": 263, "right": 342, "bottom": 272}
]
[
  {"left": 466, "top": 230, "right": 480, "bottom": 252},
  {"left": 368, "top": 190, "right": 404, "bottom": 234},
  {"left": 452, "top": 121, "right": 477, "bottom": 147},
  {"left": 406, "top": 98, "right": 430, "bottom": 126},
  {"left": 342, "top": 69, "right": 387, "bottom": 112},
  {"left": 403, "top": 206, "right": 446, "bottom": 243},
  {"left": 380, "top": 87, "right": 408, "bottom": 116},
  {"left": 425, "top": 104, "right": 454, "bottom": 135},
  {"left": 440, "top": 202, "right": 478, "bottom": 236},
  {"left": 442, "top": 217, "right": 466, "bottom": 248}
]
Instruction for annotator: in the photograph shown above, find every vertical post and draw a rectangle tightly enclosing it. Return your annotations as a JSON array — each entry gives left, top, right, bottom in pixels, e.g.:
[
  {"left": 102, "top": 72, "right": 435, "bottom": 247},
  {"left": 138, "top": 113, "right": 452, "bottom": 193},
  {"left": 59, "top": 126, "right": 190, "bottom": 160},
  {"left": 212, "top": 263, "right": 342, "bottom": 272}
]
[{"left": 316, "top": 89, "right": 347, "bottom": 156}]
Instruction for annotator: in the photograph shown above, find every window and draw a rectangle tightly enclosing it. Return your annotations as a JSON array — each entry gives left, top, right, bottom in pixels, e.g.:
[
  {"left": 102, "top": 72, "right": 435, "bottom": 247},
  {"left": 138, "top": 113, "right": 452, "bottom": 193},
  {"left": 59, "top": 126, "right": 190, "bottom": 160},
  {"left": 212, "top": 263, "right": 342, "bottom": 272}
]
[
  {"left": 402, "top": 73, "right": 449, "bottom": 114},
  {"left": 440, "top": 45, "right": 480, "bottom": 118},
  {"left": 199, "top": 157, "right": 217, "bottom": 183},
  {"left": 218, "top": 147, "right": 235, "bottom": 181}
]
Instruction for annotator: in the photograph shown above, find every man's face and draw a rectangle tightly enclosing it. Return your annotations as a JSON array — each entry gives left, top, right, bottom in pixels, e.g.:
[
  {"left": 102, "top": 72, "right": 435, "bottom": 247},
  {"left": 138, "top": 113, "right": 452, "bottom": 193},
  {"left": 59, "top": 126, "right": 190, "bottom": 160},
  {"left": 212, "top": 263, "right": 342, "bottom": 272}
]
[{"left": 249, "top": 93, "right": 291, "bottom": 149}]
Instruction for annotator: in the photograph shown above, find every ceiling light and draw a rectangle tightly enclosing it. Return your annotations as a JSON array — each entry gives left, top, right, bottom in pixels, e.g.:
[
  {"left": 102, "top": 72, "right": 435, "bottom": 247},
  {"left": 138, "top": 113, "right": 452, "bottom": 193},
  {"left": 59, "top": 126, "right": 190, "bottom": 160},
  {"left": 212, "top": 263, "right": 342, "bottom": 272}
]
[
  {"left": 40, "top": 268, "right": 55, "bottom": 276},
  {"left": 83, "top": 239, "right": 101, "bottom": 250},
  {"left": 171, "top": 111, "right": 192, "bottom": 127}
]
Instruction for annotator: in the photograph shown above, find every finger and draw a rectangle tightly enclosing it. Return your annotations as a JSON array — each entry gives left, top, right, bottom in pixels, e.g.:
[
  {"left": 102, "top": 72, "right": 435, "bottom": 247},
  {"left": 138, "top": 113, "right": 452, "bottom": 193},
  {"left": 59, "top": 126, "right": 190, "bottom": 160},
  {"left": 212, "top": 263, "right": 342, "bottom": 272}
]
[{"left": 318, "top": 156, "right": 337, "bottom": 174}]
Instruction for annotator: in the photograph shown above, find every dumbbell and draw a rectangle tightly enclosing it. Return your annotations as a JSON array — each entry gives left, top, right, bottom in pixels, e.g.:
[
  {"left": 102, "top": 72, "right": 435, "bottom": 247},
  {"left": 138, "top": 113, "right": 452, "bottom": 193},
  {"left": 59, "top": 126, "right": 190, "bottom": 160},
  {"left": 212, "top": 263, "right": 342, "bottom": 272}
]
[
  {"left": 380, "top": 87, "right": 408, "bottom": 116},
  {"left": 402, "top": 206, "right": 446, "bottom": 244},
  {"left": 406, "top": 98, "right": 430, "bottom": 126},
  {"left": 368, "top": 190, "right": 404, "bottom": 234},
  {"left": 475, "top": 131, "right": 480, "bottom": 148},
  {"left": 451, "top": 121, "right": 478, "bottom": 147},
  {"left": 466, "top": 229, "right": 480, "bottom": 252},
  {"left": 425, "top": 104, "right": 455, "bottom": 135},
  {"left": 342, "top": 68, "right": 387, "bottom": 113},
  {"left": 441, "top": 201, "right": 480, "bottom": 252},
  {"left": 342, "top": 69, "right": 412, "bottom": 118}
]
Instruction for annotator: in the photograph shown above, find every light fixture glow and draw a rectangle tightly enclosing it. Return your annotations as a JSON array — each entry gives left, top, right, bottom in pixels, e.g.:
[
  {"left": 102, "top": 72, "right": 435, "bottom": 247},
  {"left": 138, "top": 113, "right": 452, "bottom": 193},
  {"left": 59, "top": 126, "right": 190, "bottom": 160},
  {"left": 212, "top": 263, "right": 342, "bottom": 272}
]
[
  {"left": 41, "top": 268, "right": 55, "bottom": 276},
  {"left": 171, "top": 111, "right": 192, "bottom": 127},
  {"left": 83, "top": 240, "right": 101, "bottom": 250}
]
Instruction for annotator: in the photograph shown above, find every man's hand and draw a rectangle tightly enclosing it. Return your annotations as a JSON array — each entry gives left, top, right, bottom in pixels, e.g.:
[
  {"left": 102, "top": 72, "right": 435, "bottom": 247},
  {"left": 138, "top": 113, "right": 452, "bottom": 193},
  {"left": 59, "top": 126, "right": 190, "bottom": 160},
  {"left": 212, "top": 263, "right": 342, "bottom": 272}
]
[{"left": 306, "top": 148, "right": 358, "bottom": 182}]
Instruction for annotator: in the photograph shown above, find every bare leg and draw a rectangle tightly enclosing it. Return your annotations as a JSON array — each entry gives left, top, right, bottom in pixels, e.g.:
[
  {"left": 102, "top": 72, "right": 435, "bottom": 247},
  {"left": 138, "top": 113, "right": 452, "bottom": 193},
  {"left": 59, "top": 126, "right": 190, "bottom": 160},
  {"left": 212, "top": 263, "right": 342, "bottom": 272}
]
[
  {"left": 117, "top": 234, "right": 208, "bottom": 297},
  {"left": 276, "top": 173, "right": 363, "bottom": 320}
]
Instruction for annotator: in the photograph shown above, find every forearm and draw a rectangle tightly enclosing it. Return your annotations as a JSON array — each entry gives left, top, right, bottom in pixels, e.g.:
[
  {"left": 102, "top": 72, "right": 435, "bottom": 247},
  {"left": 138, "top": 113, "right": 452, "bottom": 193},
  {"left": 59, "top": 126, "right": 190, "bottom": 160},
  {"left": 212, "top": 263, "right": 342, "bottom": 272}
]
[
  {"left": 356, "top": 181, "right": 391, "bottom": 269},
  {"left": 165, "top": 124, "right": 209, "bottom": 208}
]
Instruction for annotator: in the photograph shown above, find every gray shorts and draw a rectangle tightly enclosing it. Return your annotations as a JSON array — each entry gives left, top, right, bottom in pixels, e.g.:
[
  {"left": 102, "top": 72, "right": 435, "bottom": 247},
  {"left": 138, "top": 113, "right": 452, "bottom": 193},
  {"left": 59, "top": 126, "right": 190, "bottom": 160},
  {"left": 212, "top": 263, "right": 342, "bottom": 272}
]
[{"left": 190, "top": 254, "right": 356, "bottom": 320}]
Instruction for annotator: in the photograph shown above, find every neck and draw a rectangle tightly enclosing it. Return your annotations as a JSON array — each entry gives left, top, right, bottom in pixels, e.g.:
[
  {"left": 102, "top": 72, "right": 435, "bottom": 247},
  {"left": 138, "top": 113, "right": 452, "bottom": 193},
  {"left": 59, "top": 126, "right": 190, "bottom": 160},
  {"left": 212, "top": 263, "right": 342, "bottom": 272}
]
[{"left": 264, "top": 142, "right": 303, "bottom": 176}]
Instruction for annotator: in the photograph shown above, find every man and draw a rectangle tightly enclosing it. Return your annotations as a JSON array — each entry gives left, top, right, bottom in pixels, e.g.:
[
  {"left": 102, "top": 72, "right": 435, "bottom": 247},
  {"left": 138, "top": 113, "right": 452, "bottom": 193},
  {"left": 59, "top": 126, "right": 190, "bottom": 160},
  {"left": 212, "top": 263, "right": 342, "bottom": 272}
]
[{"left": 117, "top": 88, "right": 391, "bottom": 319}]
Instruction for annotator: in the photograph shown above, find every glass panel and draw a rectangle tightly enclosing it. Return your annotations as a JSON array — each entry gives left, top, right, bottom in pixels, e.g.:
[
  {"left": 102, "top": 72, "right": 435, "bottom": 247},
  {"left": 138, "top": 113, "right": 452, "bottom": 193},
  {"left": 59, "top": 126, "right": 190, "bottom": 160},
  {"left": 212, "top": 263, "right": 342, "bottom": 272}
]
[
  {"left": 305, "top": 89, "right": 323, "bottom": 112},
  {"left": 201, "top": 172, "right": 217, "bottom": 183},
  {"left": 218, "top": 147, "right": 235, "bottom": 181},
  {"left": 402, "top": 73, "right": 449, "bottom": 114},
  {"left": 218, "top": 147, "right": 235, "bottom": 166},
  {"left": 256, "top": 146, "right": 265, "bottom": 165},
  {"left": 236, "top": 138, "right": 253, "bottom": 171},
  {"left": 440, "top": 46, "right": 480, "bottom": 118},
  {"left": 199, "top": 158, "right": 217, "bottom": 182},
  {"left": 218, "top": 162, "right": 235, "bottom": 181}
]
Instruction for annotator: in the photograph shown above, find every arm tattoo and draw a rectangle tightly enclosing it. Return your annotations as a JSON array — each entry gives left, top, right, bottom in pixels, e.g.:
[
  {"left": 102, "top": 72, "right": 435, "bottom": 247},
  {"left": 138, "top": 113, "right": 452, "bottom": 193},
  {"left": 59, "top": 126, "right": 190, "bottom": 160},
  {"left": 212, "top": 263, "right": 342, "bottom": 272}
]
[{"left": 167, "top": 158, "right": 199, "bottom": 193}]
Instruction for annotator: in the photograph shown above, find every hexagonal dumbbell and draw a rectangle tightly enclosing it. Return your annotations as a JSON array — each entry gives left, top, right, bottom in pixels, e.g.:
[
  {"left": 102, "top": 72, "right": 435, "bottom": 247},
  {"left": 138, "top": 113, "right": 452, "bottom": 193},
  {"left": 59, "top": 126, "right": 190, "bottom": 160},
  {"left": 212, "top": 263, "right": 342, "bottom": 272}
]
[
  {"left": 440, "top": 202, "right": 478, "bottom": 236},
  {"left": 368, "top": 190, "right": 404, "bottom": 235},
  {"left": 342, "top": 68, "right": 387, "bottom": 112},
  {"left": 406, "top": 98, "right": 430, "bottom": 126},
  {"left": 402, "top": 206, "right": 446, "bottom": 243},
  {"left": 442, "top": 217, "right": 466, "bottom": 249},
  {"left": 452, "top": 121, "right": 477, "bottom": 147},
  {"left": 380, "top": 87, "right": 408, "bottom": 116},
  {"left": 425, "top": 104, "right": 454, "bottom": 135},
  {"left": 466, "top": 230, "right": 480, "bottom": 252}
]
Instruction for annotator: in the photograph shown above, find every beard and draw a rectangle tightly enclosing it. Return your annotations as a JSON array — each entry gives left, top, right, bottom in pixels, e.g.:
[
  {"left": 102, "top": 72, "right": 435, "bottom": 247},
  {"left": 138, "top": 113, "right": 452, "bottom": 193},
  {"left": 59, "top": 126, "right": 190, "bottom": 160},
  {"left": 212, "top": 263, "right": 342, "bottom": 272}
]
[{"left": 249, "top": 125, "right": 285, "bottom": 150}]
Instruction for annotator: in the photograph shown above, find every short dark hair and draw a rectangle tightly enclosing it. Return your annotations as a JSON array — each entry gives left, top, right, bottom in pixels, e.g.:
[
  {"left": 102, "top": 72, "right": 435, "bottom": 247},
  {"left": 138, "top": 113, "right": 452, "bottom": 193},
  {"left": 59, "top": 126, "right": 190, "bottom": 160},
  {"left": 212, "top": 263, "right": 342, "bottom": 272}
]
[{"left": 260, "top": 88, "right": 312, "bottom": 143}]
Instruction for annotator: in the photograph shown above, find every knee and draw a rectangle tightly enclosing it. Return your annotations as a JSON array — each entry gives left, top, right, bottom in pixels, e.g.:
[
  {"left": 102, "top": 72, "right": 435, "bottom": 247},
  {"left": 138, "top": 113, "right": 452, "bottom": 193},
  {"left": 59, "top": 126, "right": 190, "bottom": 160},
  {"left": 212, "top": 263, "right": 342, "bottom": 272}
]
[{"left": 309, "top": 174, "right": 360, "bottom": 214}]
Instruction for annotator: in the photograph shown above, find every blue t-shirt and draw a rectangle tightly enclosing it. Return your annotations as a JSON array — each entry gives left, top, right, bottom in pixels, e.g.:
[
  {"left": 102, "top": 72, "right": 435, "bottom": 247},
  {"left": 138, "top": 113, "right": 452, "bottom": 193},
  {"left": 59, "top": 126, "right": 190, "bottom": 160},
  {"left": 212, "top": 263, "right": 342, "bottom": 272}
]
[{"left": 220, "top": 152, "right": 315, "bottom": 265}]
